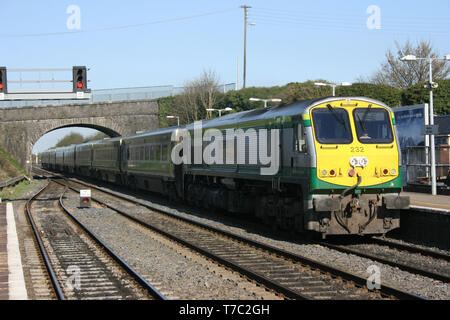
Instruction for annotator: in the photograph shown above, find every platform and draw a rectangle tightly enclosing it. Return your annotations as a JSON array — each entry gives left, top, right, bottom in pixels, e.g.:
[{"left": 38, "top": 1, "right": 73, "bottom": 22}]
[
  {"left": 0, "top": 203, "right": 28, "bottom": 300},
  {"left": 401, "top": 191, "right": 450, "bottom": 214}
]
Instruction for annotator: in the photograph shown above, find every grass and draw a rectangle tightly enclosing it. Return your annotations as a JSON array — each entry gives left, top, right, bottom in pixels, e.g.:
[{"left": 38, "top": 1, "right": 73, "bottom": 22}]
[
  {"left": 0, "top": 179, "right": 39, "bottom": 202},
  {"left": 0, "top": 147, "right": 27, "bottom": 181},
  {"left": 0, "top": 147, "right": 33, "bottom": 202},
  {"left": 0, "top": 148, "right": 26, "bottom": 178}
]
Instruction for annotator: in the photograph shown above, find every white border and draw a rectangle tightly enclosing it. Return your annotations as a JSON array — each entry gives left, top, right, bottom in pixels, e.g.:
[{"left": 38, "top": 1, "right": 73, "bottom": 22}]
[{"left": 6, "top": 203, "right": 28, "bottom": 300}]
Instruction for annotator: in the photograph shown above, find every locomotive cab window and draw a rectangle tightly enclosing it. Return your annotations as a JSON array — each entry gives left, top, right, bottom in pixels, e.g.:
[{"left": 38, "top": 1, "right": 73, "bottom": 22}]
[
  {"left": 353, "top": 108, "right": 393, "bottom": 144},
  {"left": 312, "top": 107, "right": 352, "bottom": 144}
]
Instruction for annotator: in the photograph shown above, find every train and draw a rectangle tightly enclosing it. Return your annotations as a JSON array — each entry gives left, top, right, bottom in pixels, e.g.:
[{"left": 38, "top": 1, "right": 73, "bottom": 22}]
[{"left": 40, "top": 96, "right": 410, "bottom": 238}]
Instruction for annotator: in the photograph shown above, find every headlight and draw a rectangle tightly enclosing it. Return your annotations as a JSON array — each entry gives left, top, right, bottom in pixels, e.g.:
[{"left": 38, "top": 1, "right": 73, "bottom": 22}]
[
  {"left": 349, "top": 156, "right": 369, "bottom": 168},
  {"left": 349, "top": 157, "right": 359, "bottom": 167},
  {"left": 359, "top": 157, "right": 369, "bottom": 168}
]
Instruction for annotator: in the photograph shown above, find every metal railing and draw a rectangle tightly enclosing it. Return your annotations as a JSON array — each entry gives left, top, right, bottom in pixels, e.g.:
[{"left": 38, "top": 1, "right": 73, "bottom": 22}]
[
  {"left": 406, "top": 145, "right": 450, "bottom": 186},
  {"left": 0, "top": 83, "right": 236, "bottom": 108},
  {"left": 0, "top": 175, "right": 29, "bottom": 191}
]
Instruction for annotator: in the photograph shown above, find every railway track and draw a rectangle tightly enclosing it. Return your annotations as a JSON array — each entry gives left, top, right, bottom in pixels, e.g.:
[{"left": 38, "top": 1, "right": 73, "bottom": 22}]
[
  {"left": 315, "top": 237, "right": 450, "bottom": 284},
  {"left": 40, "top": 170, "right": 424, "bottom": 300},
  {"left": 369, "top": 236, "right": 450, "bottom": 262},
  {"left": 25, "top": 178, "right": 166, "bottom": 300}
]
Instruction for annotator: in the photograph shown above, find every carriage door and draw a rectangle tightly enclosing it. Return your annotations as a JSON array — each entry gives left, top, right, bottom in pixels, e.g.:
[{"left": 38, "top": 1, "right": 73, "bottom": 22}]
[
  {"left": 291, "top": 118, "right": 309, "bottom": 174},
  {"left": 282, "top": 127, "right": 294, "bottom": 168}
]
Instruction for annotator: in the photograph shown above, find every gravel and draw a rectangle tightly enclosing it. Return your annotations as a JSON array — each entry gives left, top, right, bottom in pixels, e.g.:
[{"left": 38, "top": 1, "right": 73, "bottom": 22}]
[
  {"left": 62, "top": 190, "right": 281, "bottom": 300},
  {"left": 164, "top": 211, "right": 450, "bottom": 300},
  {"left": 344, "top": 243, "right": 450, "bottom": 279},
  {"left": 83, "top": 183, "right": 450, "bottom": 300}
]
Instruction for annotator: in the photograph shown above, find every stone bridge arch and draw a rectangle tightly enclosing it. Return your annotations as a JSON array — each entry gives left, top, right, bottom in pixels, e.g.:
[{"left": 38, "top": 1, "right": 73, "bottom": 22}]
[
  {"left": 30, "top": 122, "right": 123, "bottom": 151},
  {"left": 44, "top": 123, "right": 122, "bottom": 138},
  {"left": 0, "top": 99, "right": 159, "bottom": 174}
]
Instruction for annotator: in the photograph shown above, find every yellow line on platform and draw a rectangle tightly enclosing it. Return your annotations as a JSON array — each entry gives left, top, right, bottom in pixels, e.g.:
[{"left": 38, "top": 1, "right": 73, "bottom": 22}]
[{"left": 411, "top": 200, "right": 450, "bottom": 209}]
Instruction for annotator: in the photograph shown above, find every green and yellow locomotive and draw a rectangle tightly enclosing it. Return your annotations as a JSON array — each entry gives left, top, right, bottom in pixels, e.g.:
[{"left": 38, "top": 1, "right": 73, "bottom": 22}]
[
  {"left": 179, "top": 96, "right": 409, "bottom": 237},
  {"left": 41, "top": 96, "right": 409, "bottom": 237}
]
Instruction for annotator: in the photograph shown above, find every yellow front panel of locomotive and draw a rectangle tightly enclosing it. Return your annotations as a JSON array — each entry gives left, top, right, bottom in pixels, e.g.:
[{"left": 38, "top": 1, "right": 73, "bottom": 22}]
[{"left": 310, "top": 100, "right": 399, "bottom": 188}]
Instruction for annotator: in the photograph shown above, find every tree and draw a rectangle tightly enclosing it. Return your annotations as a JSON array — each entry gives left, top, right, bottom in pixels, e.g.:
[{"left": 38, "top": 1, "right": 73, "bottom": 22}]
[
  {"left": 52, "top": 132, "right": 84, "bottom": 148},
  {"left": 278, "top": 81, "right": 333, "bottom": 104},
  {"left": 158, "top": 96, "right": 177, "bottom": 127},
  {"left": 402, "top": 79, "right": 450, "bottom": 115},
  {"left": 83, "top": 132, "right": 108, "bottom": 142},
  {"left": 337, "top": 83, "right": 402, "bottom": 107},
  {"left": 370, "top": 40, "right": 450, "bottom": 89},
  {"left": 175, "top": 69, "right": 223, "bottom": 123},
  {"left": 217, "top": 86, "right": 284, "bottom": 112},
  {"left": 50, "top": 131, "right": 109, "bottom": 149}
]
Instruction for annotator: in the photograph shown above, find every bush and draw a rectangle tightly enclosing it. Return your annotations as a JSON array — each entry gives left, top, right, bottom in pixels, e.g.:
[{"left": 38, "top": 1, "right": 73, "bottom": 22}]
[
  {"left": 402, "top": 79, "right": 450, "bottom": 115},
  {"left": 156, "top": 80, "right": 448, "bottom": 127}
]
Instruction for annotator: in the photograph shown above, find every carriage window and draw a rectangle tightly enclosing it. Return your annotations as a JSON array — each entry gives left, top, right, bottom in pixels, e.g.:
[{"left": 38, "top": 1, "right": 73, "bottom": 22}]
[
  {"left": 161, "top": 144, "right": 168, "bottom": 161},
  {"left": 150, "top": 145, "right": 161, "bottom": 161},
  {"left": 155, "top": 145, "right": 161, "bottom": 161}
]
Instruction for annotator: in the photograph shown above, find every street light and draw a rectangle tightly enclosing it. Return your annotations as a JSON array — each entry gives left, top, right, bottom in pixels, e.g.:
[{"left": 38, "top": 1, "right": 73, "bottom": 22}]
[
  {"left": 249, "top": 97, "right": 282, "bottom": 108},
  {"left": 166, "top": 115, "right": 180, "bottom": 126},
  {"left": 400, "top": 54, "right": 450, "bottom": 195},
  {"left": 314, "top": 82, "right": 352, "bottom": 96},
  {"left": 206, "top": 107, "right": 233, "bottom": 117}
]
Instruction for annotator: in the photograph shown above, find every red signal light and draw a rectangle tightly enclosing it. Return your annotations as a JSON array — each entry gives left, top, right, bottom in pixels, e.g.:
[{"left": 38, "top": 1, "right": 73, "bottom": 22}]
[
  {"left": 329, "top": 169, "right": 335, "bottom": 176},
  {"left": 82, "top": 197, "right": 89, "bottom": 203},
  {"left": 0, "top": 84, "right": 3, "bottom": 89},
  {"left": 348, "top": 169, "right": 355, "bottom": 177},
  {"left": 383, "top": 169, "right": 389, "bottom": 175},
  {"left": 73, "top": 66, "right": 87, "bottom": 91}
]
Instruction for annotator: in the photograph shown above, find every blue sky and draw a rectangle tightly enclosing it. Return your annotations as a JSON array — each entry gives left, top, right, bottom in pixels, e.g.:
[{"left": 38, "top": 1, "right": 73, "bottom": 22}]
[{"left": 1, "top": 0, "right": 449, "bottom": 153}]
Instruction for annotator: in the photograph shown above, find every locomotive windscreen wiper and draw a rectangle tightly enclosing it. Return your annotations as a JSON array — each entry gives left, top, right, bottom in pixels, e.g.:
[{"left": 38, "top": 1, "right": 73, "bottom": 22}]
[
  {"left": 356, "top": 113, "right": 368, "bottom": 136},
  {"left": 326, "top": 104, "right": 346, "bottom": 127},
  {"left": 361, "top": 104, "right": 372, "bottom": 122},
  {"left": 356, "top": 104, "right": 372, "bottom": 132}
]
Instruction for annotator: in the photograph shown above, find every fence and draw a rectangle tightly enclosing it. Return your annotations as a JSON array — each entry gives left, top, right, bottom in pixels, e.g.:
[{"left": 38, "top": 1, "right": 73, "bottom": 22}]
[
  {"left": 0, "top": 83, "right": 236, "bottom": 108},
  {"left": 406, "top": 145, "right": 450, "bottom": 186},
  {"left": 0, "top": 175, "right": 29, "bottom": 191}
]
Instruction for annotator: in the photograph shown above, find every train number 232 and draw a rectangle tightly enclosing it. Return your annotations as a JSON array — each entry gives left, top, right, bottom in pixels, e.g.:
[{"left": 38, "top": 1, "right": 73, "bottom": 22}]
[{"left": 350, "top": 147, "right": 365, "bottom": 153}]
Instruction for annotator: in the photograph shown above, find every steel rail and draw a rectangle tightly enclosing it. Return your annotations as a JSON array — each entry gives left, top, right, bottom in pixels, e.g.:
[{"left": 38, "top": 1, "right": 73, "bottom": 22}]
[
  {"left": 315, "top": 240, "right": 450, "bottom": 284},
  {"left": 369, "top": 237, "right": 450, "bottom": 262},
  {"left": 58, "top": 177, "right": 426, "bottom": 300},
  {"left": 55, "top": 179, "right": 308, "bottom": 299},
  {"left": 25, "top": 180, "right": 66, "bottom": 300},
  {"left": 56, "top": 179, "right": 167, "bottom": 300},
  {"left": 33, "top": 167, "right": 429, "bottom": 300}
]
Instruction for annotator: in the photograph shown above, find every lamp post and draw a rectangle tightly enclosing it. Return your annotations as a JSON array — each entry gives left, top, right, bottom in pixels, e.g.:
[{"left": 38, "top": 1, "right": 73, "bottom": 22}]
[
  {"left": 166, "top": 115, "right": 180, "bottom": 126},
  {"left": 400, "top": 54, "right": 450, "bottom": 195},
  {"left": 206, "top": 107, "right": 233, "bottom": 117},
  {"left": 249, "top": 97, "right": 282, "bottom": 108},
  {"left": 314, "top": 82, "right": 352, "bottom": 96}
]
